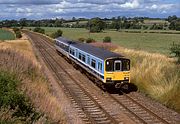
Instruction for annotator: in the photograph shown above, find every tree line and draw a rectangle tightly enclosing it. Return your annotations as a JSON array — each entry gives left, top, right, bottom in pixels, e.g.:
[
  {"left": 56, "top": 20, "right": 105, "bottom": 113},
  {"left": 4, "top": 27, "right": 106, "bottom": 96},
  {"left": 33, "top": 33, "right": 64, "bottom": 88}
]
[{"left": 0, "top": 15, "right": 179, "bottom": 32}]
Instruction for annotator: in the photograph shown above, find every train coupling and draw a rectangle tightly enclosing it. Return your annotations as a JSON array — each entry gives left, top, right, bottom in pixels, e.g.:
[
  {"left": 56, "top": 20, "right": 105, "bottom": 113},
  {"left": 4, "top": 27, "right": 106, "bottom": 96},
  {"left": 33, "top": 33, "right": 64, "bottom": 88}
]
[
  {"left": 115, "top": 82, "right": 129, "bottom": 89},
  {"left": 115, "top": 83, "right": 122, "bottom": 88}
]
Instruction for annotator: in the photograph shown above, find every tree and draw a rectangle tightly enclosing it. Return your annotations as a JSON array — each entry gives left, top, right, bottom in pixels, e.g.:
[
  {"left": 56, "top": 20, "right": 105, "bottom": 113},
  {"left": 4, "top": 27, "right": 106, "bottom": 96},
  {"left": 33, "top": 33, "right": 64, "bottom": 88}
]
[
  {"left": 111, "top": 21, "right": 120, "bottom": 31},
  {"left": 51, "top": 29, "right": 63, "bottom": 38},
  {"left": 72, "top": 17, "right": 76, "bottom": 21},
  {"left": 54, "top": 19, "right": 62, "bottom": 27},
  {"left": 88, "top": 18, "right": 105, "bottom": 33},
  {"left": 33, "top": 27, "right": 45, "bottom": 34},
  {"left": 167, "top": 15, "right": 177, "bottom": 22},
  {"left": 19, "top": 18, "right": 27, "bottom": 27}
]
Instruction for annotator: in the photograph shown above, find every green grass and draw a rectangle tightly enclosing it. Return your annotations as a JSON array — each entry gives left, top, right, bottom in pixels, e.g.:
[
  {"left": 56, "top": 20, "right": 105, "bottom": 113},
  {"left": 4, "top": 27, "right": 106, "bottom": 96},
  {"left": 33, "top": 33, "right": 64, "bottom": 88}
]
[
  {"left": 0, "top": 29, "right": 15, "bottom": 40},
  {"left": 26, "top": 27, "right": 180, "bottom": 55}
]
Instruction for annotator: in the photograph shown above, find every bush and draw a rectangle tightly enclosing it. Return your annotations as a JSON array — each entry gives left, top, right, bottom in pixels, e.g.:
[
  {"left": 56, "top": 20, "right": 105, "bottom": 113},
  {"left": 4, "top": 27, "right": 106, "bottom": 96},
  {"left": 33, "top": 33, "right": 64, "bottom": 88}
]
[
  {"left": 15, "top": 31, "right": 22, "bottom": 38},
  {"left": 86, "top": 38, "right": 96, "bottom": 43},
  {"left": 0, "top": 71, "right": 40, "bottom": 121},
  {"left": 50, "top": 29, "right": 63, "bottom": 38},
  {"left": 12, "top": 27, "right": 20, "bottom": 32},
  {"left": 78, "top": 38, "right": 85, "bottom": 42},
  {"left": 13, "top": 28, "right": 22, "bottom": 38},
  {"left": 170, "top": 42, "right": 180, "bottom": 63},
  {"left": 33, "top": 27, "right": 45, "bottom": 34},
  {"left": 103, "top": 36, "right": 111, "bottom": 43}
]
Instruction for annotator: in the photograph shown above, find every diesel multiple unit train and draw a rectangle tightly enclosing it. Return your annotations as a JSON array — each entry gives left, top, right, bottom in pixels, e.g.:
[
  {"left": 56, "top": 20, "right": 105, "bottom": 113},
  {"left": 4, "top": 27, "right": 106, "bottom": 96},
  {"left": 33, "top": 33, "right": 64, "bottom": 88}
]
[{"left": 55, "top": 37, "right": 130, "bottom": 88}]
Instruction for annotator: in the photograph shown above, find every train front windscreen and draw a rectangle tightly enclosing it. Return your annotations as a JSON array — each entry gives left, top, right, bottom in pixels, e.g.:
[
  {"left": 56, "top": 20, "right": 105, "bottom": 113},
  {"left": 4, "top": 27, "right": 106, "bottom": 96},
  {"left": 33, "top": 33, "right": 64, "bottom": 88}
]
[{"left": 106, "top": 58, "right": 130, "bottom": 72}]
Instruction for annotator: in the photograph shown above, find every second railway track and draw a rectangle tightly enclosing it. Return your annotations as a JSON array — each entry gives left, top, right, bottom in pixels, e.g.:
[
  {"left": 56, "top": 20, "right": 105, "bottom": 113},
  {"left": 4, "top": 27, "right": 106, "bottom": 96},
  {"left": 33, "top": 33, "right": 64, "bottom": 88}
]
[{"left": 24, "top": 30, "right": 179, "bottom": 124}]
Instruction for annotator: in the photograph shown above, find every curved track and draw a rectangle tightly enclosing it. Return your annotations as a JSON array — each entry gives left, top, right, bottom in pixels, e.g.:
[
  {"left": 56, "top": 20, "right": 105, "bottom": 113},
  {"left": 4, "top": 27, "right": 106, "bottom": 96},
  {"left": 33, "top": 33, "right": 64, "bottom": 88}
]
[{"left": 24, "top": 30, "right": 180, "bottom": 124}]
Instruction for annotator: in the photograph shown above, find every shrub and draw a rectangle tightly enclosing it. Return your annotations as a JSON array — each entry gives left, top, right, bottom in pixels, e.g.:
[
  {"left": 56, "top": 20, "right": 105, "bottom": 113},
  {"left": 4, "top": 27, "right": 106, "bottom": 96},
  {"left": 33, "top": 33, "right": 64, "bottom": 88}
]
[
  {"left": 78, "top": 38, "right": 85, "bottom": 42},
  {"left": 50, "top": 29, "right": 63, "bottom": 38},
  {"left": 86, "top": 38, "right": 96, "bottom": 43},
  {"left": 15, "top": 31, "right": 22, "bottom": 38},
  {"left": 103, "top": 36, "right": 111, "bottom": 43},
  {"left": 12, "top": 27, "right": 20, "bottom": 32},
  {"left": 12, "top": 28, "right": 22, "bottom": 38},
  {"left": 0, "top": 71, "right": 40, "bottom": 121},
  {"left": 33, "top": 27, "right": 45, "bottom": 34},
  {"left": 170, "top": 42, "right": 180, "bottom": 63}
]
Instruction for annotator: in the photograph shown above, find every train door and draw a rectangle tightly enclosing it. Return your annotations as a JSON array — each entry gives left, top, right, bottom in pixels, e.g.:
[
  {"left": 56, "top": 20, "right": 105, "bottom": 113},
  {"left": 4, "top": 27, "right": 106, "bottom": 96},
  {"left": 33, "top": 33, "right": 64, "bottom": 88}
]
[{"left": 87, "top": 55, "right": 90, "bottom": 65}]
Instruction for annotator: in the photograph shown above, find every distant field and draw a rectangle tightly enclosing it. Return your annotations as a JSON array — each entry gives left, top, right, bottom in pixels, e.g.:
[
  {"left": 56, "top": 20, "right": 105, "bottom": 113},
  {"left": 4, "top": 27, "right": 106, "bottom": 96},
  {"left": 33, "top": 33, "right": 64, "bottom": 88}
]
[
  {"left": 0, "top": 28, "right": 15, "bottom": 40},
  {"left": 27, "top": 27, "right": 180, "bottom": 55},
  {"left": 144, "top": 19, "right": 168, "bottom": 25}
]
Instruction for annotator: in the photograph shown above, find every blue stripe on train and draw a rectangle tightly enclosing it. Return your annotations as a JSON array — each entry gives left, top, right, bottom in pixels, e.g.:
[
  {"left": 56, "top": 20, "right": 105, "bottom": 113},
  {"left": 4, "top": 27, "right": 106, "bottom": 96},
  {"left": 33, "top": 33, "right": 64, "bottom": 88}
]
[{"left": 69, "top": 56, "right": 104, "bottom": 80}]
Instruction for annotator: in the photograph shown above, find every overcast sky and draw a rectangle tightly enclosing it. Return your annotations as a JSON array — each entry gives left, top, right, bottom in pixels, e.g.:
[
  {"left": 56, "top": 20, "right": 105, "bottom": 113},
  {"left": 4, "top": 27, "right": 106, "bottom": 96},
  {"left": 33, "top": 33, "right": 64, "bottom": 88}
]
[{"left": 0, "top": 0, "right": 179, "bottom": 20}]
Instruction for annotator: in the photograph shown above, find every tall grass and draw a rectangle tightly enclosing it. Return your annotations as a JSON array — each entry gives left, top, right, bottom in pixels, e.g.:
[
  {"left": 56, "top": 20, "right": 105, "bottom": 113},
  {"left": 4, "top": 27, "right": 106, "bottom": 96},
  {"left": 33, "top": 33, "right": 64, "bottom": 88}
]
[
  {"left": 115, "top": 47, "right": 180, "bottom": 112},
  {"left": 0, "top": 48, "right": 66, "bottom": 123}
]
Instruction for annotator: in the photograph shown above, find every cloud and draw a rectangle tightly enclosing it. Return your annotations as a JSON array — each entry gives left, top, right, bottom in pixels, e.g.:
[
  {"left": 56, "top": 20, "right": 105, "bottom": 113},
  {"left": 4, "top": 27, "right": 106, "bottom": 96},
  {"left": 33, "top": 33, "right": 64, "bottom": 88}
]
[
  {"left": 0, "top": 0, "right": 61, "bottom": 4},
  {"left": 0, "top": 0, "right": 179, "bottom": 20},
  {"left": 120, "top": 0, "right": 140, "bottom": 9}
]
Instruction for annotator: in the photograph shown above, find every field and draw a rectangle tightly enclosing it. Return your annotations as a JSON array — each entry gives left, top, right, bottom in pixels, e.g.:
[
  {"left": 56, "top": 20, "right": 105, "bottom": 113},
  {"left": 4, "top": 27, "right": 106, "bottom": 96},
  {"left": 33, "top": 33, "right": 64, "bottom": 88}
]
[
  {"left": 27, "top": 27, "right": 180, "bottom": 55},
  {"left": 0, "top": 28, "right": 15, "bottom": 40}
]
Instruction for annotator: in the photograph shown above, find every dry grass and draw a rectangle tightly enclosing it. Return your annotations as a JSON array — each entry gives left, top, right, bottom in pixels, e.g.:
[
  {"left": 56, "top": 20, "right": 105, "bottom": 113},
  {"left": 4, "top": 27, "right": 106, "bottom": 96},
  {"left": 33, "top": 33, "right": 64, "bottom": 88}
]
[
  {"left": 0, "top": 33, "right": 36, "bottom": 61},
  {"left": 114, "top": 47, "right": 180, "bottom": 112},
  {"left": 0, "top": 49, "right": 67, "bottom": 123},
  {"left": 0, "top": 37, "right": 67, "bottom": 123}
]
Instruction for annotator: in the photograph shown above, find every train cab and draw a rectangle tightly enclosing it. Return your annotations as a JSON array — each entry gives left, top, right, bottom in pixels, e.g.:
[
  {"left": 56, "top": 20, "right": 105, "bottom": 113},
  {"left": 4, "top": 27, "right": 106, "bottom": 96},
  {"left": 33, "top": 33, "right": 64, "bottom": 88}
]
[{"left": 104, "top": 58, "right": 130, "bottom": 88}]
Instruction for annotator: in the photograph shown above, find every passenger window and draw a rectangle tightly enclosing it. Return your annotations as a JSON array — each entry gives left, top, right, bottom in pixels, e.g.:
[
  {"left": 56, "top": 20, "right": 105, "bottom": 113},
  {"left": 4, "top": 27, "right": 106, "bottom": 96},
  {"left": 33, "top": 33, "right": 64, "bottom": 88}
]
[
  {"left": 82, "top": 54, "right": 86, "bottom": 62},
  {"left": 115, "top": 61, "right": 121, "bottom": 71},
  {"left": 70, "top": 48, "right": 75, "bottom": 56},
  {"left": 91, "top": 59, "right": 96, "bottom": 68},
  {"left": 79, "top": 53, "right": 82, "bottom": 60}
]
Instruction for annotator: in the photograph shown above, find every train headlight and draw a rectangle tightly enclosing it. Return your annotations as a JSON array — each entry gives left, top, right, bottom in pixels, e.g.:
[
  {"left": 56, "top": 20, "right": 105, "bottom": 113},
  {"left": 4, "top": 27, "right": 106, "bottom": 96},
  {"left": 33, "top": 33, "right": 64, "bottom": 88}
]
[
  {"left": 124, "top": 77, "right": 129, "bottom": 80},
  {"left": 106, "top": 77, "right": 112, "bottom": 80}
]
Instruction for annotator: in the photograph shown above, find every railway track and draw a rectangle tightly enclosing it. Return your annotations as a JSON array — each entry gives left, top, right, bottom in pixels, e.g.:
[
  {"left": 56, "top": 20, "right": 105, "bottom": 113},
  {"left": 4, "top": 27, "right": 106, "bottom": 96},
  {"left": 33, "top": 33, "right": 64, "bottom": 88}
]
[
  {"left": 25, "top": 31, "right": 119, "bottom": 124},
  {"left": 109, "top": 92, "right": 170, "bottom": 124},
  {"left": 24, "top": 30, "right": 179, "bottom": 124}
]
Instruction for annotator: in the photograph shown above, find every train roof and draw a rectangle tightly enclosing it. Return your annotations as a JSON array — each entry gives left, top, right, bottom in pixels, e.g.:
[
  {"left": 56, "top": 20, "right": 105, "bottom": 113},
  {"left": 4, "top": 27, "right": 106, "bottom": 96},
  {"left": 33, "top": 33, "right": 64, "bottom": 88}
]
[
  {"left": 56, "top": 37, "right": 124, "bottom": 60},
  {"left": 56, "top": 37, "right": 74, "bottom": 45}
]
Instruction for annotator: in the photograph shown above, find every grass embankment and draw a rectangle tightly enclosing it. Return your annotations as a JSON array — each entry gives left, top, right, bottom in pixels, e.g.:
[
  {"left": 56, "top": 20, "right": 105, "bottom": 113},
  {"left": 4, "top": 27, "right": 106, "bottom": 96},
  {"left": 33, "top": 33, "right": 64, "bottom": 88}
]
[
  {"left": 0, "top": 28, "right": 15, "bottom": 40},
  {"left": 26, "top": 27, "right": 180, "bottom": 55},
  {"left": 0, "top": 38, "right": 66, "bottom": 123},
  {"left": 115, "top": 47, "right": 180, "bottom": 112}
]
